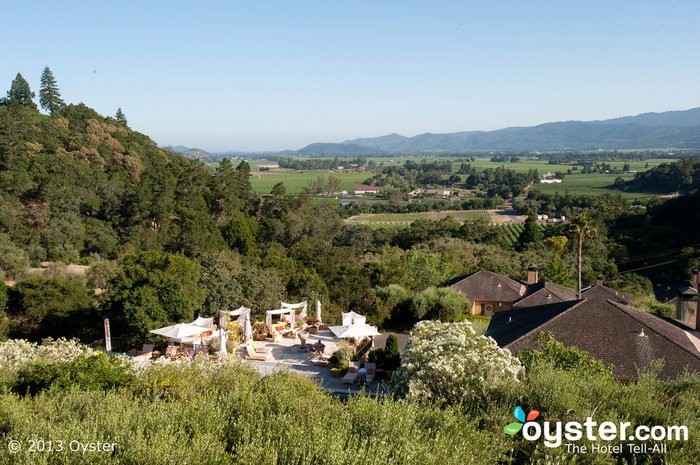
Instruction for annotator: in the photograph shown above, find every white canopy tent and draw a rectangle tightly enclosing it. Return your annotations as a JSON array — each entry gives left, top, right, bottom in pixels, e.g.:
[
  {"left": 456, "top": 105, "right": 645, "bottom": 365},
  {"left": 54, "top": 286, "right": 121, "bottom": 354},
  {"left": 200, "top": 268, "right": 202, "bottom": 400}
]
[
  {"left": 281, "top": 301, "right": 307, "bottom": 320},
  {"left": 228, "top": 306, "right": 253, "bottom": 343},
  {"left": 266, "top": 308, "right": 296, "bottom": 330},
  {"left": 150, "top": 323, "right": 211, "bottom": 341},
  {"left": 329, "top": 323, "right": 380, "bottom": 339},
  {"left": 191, "top": 316, "right": 213, "bottom": 330},
  {"left": 342, "top": 311, "right": 365, "bottom": 326},
  {"left": 316, "top": 299, "right": 322, "bottom": 324}
]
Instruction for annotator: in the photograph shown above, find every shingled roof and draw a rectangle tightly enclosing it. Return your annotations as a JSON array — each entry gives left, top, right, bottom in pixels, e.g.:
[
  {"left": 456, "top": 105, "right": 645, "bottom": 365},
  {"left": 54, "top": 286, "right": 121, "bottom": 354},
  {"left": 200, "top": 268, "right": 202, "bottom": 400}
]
[
  {"left": 486, "top": 299, "right": 700, "bottom": 380},
  {"left": 450, "top": 270, "right": 525, "bottom": 303},
  {"left": 512, "top": 281, "right": 577, "bottom": 308},
  {"left": 581, "top": 284, "right": 634, "bottom": 304}
]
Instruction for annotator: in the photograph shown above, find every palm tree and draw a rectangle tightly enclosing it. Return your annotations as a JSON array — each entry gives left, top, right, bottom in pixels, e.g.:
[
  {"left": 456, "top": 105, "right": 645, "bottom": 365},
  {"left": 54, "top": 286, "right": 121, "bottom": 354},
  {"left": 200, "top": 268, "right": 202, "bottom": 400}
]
[{"left": 571, "top": 214, "right": 598, "bottom": 297}]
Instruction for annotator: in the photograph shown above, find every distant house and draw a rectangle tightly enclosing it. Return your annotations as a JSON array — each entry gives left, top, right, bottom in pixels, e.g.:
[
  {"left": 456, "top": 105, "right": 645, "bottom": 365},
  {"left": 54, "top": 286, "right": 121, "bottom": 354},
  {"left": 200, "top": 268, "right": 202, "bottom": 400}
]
[
  {"left": 354, "top": 186, "right": 379, "bottom": 195},
  {"left": 485, "top": 299, "right": 700, "bottom": 380},
  {"left": 540, "top": 172, "right": 562, "bottom": 183},
  {"left": 450, "top": 266, "right": 627, "bottom": 316}
]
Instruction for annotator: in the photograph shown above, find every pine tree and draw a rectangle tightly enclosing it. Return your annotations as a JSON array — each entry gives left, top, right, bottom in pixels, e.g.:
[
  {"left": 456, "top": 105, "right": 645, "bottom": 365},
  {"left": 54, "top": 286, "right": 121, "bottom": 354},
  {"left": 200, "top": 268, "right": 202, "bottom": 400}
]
[
  {"left": 115, "top": 108, "right": 128, "bottom": 127},
  {"left": 516, "top": 212, "right": 542, "bottom": 251},
  {"left": 39, "top": 66, "right": 65, "bottom": 114},
  {"left": 2, "top": 73, "right": 37, "bottom": 109}
]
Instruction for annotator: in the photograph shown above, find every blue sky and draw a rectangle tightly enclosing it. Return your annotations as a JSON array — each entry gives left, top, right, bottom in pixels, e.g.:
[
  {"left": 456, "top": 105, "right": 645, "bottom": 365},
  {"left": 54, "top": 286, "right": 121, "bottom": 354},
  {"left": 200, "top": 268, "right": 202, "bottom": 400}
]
[{"left": 3, "top": 1, "right": 700, "bottom": 151}]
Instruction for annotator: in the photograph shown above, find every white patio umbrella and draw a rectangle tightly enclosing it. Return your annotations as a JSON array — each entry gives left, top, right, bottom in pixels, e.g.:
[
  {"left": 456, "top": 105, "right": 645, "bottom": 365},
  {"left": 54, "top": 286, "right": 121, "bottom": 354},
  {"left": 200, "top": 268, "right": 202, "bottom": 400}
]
[
  {"left": 329, "top": 323, "right": 380, "bottom": 339},
  {"left": 150, "top": 323, "right": 211, "bottom": 341},
  {"left": 316, "top": 299, "right": 322, "bottom": 324},
  {"left": 191, "top": 316, "right": 213, "bottom": 329}
]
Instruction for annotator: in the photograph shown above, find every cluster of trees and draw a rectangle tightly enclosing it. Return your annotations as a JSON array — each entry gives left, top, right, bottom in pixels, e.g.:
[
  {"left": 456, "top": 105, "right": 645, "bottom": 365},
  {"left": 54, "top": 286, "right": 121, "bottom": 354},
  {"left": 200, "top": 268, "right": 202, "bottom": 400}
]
[
  {"left": 362, "top": 160, "right": 459, "bottom": 189},
  {"left": 462, "top": 165, "right": 539, "bottom": 198},
  {"left": 277, "top": 156, "right": 370, "bottom": 171},
  {"left": 623, "top": 158, "right": 700, "bottom": 193}
]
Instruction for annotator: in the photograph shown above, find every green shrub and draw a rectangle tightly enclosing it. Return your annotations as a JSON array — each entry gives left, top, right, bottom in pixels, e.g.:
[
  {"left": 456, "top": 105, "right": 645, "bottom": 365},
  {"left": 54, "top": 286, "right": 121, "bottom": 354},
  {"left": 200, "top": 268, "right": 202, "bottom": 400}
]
[
  {"left": 517, "top": 331, "right": 614, "bottom": 378},
  {"left": 335, "top": 341, "right": 355, "bottom": 365},
  {"left": 12, "top": 353, "right": 134, "bottom": 395},
  {"left": 384, "top": 334, "right": 400, "bottom": 370}
]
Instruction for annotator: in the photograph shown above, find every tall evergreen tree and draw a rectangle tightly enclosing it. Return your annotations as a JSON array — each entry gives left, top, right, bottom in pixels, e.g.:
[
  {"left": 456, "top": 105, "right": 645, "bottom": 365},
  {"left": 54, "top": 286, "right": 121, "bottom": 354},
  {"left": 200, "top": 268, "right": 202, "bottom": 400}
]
[
  {"left": 39, "top": 66, "right": 65, "bottom": 114},
  {"left": 2, "top": 73, "right": 37, "bottom": 109},
  {"left": 115, "top": 108, "right": 128, "bottom": 127},
  {"left": 516, "top": 212, "right": 542, "bottom": 251}
]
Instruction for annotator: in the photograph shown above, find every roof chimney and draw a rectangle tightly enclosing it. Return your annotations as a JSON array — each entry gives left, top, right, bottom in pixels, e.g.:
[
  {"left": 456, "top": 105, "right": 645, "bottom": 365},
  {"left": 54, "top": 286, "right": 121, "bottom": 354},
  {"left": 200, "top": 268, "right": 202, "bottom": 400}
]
[
  {"left": 596, "top": 274, "right": 604, "bottom": 287},
  {"left": 692, "top": 266, "right": 699, "bottom": 291},
  {"left": 527, "top": 264, "right": 539, "bottom": 285},
  {"left": 676, "top": 284, "right": 699, "bottom": 330}
]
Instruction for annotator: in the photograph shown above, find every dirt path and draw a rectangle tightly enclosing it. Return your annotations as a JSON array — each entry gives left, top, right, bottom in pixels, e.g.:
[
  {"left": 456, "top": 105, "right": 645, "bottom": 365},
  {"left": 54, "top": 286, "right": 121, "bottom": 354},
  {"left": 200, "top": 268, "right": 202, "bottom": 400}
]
[{"left": 488, "top": 209, "right": 526, "bottom": 224}]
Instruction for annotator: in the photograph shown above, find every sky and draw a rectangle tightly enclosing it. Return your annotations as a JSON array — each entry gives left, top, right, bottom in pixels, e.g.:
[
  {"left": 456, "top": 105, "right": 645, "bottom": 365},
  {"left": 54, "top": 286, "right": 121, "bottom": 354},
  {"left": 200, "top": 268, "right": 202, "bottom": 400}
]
[{"left": 3, "top": 0, "right": 700, "bottom": 151}]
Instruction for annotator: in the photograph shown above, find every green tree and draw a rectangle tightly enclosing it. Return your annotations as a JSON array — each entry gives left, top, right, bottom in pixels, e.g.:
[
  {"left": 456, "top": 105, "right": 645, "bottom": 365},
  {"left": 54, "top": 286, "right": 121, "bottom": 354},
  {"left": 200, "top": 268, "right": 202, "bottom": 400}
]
[
  {"left": 100, "top": 251, "right": 205, "bottom": 343},
  {"left": 571, "top": 214, "right": 598, "bottom": 297},
  {"left": 6, "top": 276, "right": 99, "bottom": 341},
  {"left": 2, "top": 73, "right": 37, "bottom": 109},
  {"left": 198, "top": 250, "right": 285, "bottom": 318},
  {"left": 516, "top": 213, "right": 541, "bottom": 251},
  {"left": 384, "top": 333, "right": 401, "bottom": 370},
  {"left": 0, "top": 233, "right": 30, "bottom": 278},
  {"left": 115, "top": 108, "right": 128, "bottom": 127},
  {"left": 39, "top": 66, "right": 65, "bottom": 114},
  {"left": 410, "top": 287, "right": 471, "bottom": 322}
]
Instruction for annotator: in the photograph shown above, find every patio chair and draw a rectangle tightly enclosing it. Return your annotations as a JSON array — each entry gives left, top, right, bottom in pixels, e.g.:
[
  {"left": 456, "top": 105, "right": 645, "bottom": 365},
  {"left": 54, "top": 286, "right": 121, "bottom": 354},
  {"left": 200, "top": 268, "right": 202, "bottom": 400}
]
[
  {"left": 251, "top": 340, "right": 270, "bottom": 353},
  {"left": 342, "top": 361, "right": 361, "bottom": 385},
  {"left": 364, "top": 362, "right": 376, "bottom": 386},
  {"left": 246, "top": 343, "right": 272, "bottom": 361}
]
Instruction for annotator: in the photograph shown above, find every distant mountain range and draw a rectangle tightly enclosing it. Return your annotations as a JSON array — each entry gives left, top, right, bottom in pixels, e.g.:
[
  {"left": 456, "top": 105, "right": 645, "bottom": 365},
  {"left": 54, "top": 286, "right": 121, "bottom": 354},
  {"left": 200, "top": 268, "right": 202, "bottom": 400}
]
[
  {"left": 295, "top": 107, "right": 700, "bottom": 155},
  {"left": 170, "top": 107, "right": 700, "bottom": 157}
]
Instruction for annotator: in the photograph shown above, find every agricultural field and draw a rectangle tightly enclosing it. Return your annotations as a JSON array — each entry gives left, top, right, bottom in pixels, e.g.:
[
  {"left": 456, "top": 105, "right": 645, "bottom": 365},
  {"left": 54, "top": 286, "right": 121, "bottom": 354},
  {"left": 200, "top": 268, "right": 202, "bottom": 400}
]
[
  {"left": 346, "top": 210, "right": 492, "bottom": 225},
  {"left": 527, "top": 173, "right": 647, "bottom": 197},
  {"left": 494, "top": 222, "right": 550, "bottom": 247},
  {"left": 249, "top": 170, "right": 372, "bottom": 194}
]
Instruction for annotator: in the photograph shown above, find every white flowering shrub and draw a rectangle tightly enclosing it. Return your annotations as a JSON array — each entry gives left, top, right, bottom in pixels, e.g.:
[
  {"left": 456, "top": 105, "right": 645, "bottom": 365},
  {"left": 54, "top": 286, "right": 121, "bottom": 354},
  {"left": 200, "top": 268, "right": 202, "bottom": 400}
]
[
  {"left": 0, "top": 337, "right": 96, "bottom": 369},
  {"left": 389, "top": 320, "right": 522, "bottom": 406}
]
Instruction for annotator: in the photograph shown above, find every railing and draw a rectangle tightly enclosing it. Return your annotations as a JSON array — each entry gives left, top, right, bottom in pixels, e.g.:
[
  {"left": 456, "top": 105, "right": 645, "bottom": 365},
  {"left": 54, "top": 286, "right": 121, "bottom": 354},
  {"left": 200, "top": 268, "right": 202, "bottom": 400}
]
[{"left": 355, "top": 338, "right": 373, "bottom": 360}]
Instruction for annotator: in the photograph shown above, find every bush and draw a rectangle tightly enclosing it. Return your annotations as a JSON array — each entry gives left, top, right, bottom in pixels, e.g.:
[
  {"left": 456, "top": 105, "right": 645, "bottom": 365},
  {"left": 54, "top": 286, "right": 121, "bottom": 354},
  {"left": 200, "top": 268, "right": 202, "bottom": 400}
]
[
  {"left": 12, "top": 353, "right": 134, "bottom": 395},
  {"left": 335, "top": 341, "right": 355, "bottom": 365},
  {"left": 410, "top": 286, "right": 471, "bottom": 322},
  {"left": 384, "top": 334, "right": 400, "bottom": 370},
  {"left": 517, "top": 331, "right": 614, "bottom": 378},
  {"left": 390, "top": 320, "right": 522, "bottom": 406},
  {"left": 6, "top": 276, "right": 99, "bottom": 341}
]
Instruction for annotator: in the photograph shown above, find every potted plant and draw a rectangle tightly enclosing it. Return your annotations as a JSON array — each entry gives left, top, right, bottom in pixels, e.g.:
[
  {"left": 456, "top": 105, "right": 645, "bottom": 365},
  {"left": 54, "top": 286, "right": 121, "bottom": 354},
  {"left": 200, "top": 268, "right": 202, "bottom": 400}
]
[
  {"left": 252, "top": 322, "right": 269, "bottom": 341},
  {"left": 308, "top": 324, "right": 319, "bottom": 334}
]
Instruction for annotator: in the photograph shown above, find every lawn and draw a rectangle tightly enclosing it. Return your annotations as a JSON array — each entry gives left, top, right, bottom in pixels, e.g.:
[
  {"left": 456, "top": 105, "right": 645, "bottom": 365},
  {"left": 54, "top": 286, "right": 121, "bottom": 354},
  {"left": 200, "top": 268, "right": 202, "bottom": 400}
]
[{"left": 249, "top": 170, "right": 372, "bottom": 194}]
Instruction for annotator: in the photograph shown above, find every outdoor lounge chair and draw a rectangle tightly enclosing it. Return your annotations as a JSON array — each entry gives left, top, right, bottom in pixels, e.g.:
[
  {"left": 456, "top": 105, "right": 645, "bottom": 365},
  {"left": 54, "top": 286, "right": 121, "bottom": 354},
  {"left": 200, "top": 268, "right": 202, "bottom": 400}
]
[
  {"left": 342, "top": 361, "right": 360, "bottom": 385},
  {"left": 251, "top": 341, "right": 270, "bottom": 353},
  {"left": 364, "top": 362, "right": 376, "bottom": 386},
  {"left": 246, "top": 343, "right": 272, "bottom": 361}
]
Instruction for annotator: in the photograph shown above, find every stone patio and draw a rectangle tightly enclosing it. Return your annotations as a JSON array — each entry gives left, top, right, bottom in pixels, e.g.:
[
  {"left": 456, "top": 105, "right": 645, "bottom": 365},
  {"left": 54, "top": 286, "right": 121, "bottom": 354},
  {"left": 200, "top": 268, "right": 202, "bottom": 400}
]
[{"left": 244, "top": 329, "right": 387, "bottom": 395}]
